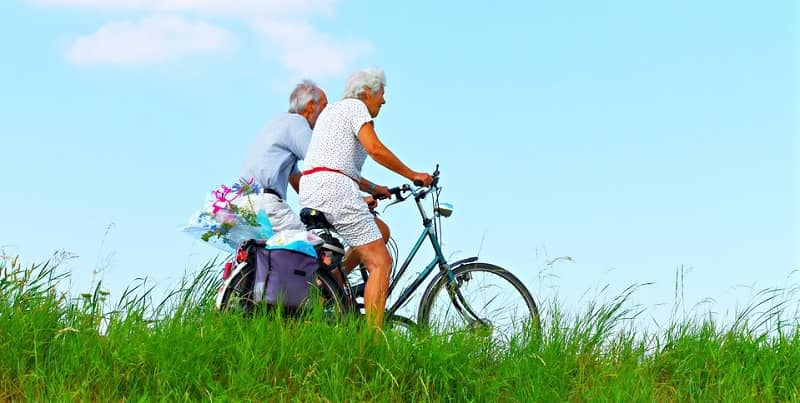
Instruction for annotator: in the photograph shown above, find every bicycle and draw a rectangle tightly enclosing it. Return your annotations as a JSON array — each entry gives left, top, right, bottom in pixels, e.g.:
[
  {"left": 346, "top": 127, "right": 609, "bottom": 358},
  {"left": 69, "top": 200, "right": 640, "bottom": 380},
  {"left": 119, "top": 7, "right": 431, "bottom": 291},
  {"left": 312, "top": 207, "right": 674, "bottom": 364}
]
[{"left": 297, "top": 165, "right": 541, "bottom": 344}]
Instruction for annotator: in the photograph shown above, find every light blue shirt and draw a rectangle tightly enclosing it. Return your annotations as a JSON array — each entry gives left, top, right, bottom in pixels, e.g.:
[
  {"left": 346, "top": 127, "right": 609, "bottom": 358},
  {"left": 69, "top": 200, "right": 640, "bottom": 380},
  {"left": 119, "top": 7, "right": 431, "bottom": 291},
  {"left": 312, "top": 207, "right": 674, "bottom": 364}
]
[{"left": 241, "top": 113, "right": 312, "bottom": 200}]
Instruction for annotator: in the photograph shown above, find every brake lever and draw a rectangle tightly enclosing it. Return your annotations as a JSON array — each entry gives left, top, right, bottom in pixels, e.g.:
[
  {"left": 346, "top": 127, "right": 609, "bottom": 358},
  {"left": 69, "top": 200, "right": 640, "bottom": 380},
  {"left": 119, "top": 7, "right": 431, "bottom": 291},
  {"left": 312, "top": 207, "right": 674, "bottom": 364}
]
[
  {"left": 381, "top": 197, "right": 403, "bottom": 214},
  {"left": 381, "top": 185, "right": 410, "bottom": 213}
]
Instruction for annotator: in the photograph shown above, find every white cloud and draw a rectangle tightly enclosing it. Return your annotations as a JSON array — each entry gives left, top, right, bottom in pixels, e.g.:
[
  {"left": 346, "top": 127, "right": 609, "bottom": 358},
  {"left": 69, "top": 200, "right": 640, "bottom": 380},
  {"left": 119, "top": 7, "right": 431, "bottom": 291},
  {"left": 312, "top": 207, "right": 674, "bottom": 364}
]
[
  {"left": 66, "top": 15, "right": 233, "bottom": 65},
  {"left": 30, "top": 0, "right": 371, "bottom": 76},
  {"left": 253, "top": 20, "right": 373, "bottom": 77}
]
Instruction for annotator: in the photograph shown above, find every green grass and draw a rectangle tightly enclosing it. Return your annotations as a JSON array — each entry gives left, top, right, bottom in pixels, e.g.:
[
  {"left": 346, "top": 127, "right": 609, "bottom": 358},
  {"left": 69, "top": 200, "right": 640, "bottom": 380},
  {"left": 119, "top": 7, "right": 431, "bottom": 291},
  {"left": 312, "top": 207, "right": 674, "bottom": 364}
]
[{"left": 1, "top": 257, "right": 799, "bottom": 401}]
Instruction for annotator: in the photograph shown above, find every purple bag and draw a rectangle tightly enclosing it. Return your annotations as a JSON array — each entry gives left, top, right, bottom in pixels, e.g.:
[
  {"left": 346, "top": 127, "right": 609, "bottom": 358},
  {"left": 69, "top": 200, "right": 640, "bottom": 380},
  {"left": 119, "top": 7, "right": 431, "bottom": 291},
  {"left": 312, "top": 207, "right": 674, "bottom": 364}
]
[{"left": 252, "top": 246, "right": 318, "bottom": 309}]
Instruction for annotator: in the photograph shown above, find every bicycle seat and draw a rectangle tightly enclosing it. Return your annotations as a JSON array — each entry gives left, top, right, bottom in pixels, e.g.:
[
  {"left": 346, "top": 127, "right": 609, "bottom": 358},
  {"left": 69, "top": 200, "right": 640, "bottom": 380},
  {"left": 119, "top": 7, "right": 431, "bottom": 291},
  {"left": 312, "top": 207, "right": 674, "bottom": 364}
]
[{"left": 300, "top": 207, "right": 334, "bottom": 230}]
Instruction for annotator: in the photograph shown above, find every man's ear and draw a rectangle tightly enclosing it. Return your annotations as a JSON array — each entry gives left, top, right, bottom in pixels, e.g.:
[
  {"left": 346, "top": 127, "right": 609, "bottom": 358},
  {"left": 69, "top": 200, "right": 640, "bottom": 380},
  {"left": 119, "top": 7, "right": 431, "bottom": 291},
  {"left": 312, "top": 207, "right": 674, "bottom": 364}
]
[{"left": 305, "top": 99, "right": 315, "bottom": 113}]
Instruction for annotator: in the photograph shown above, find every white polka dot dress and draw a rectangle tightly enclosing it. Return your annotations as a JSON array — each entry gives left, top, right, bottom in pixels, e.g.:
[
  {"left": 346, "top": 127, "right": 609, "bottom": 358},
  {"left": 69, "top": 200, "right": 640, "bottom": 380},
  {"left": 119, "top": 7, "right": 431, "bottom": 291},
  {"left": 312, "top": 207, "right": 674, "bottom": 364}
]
[{"left": 299, "top": 99, "right": 381, "bottom": 247}]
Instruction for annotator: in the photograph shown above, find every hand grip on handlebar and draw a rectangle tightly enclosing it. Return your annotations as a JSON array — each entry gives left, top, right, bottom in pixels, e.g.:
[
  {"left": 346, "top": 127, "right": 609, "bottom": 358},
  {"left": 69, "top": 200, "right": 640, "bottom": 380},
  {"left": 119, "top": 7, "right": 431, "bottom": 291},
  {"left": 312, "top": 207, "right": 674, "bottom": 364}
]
[
  {"left": 414, "top": 166, "right": 440, "bottom": 188},
  {"left": 416, "top": 176, "right": 439, "bottom": 189}
]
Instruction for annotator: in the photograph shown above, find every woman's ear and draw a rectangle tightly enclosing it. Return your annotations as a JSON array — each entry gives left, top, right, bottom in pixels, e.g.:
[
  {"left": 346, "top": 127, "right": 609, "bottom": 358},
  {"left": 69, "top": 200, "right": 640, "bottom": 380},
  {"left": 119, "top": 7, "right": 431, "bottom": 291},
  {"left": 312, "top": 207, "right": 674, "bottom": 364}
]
[{"left": 361, "top": 86, "right": 372, "bottom": 101}]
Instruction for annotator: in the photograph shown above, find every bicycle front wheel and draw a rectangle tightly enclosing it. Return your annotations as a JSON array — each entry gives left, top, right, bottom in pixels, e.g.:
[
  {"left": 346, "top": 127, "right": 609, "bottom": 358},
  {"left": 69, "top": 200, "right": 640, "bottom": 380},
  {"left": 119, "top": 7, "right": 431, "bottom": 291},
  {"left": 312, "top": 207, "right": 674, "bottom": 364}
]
[{"left": 418, "top": 262, "right": 540, "bottom": 346}]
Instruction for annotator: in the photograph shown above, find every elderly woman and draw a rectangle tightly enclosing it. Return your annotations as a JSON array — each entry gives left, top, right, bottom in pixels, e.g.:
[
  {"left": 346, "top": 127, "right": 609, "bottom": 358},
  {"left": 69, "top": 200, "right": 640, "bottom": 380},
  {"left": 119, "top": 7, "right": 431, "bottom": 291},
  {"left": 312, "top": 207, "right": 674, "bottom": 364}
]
[{"left": 299, "top": 67, "right": 433, "bottom": 328}]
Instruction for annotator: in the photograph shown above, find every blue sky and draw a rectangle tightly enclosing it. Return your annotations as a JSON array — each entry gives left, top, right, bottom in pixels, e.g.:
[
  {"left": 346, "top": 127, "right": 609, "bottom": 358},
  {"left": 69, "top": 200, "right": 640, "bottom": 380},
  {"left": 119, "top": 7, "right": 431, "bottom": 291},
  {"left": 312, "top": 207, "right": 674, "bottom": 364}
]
[{"left": 1, "top": 1, "right": 796, "bottom": 326}]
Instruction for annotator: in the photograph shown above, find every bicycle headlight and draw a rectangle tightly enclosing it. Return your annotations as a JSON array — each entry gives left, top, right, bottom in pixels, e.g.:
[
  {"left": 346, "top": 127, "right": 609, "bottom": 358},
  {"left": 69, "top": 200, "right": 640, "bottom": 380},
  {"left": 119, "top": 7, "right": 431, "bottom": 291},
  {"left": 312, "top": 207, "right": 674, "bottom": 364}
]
[{"left": 435, "top": 202, "right": 454, "bottom": 218}]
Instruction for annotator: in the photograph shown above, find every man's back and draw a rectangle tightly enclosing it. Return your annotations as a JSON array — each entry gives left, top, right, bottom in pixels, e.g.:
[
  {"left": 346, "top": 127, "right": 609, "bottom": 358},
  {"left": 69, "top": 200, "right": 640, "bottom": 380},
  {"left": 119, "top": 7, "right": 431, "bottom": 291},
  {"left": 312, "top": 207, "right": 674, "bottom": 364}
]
[{"left": 240, "top": 112, "right": 312, "bottom": 199}]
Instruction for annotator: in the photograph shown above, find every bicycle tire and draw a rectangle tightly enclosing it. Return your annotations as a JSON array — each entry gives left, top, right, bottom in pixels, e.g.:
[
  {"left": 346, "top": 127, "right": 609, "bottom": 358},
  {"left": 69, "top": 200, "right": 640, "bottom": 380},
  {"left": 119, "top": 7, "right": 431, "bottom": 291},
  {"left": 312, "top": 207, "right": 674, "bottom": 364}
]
[
  {"left": 386, "top": 314, "right": 418, "bottom": 336},
  {"left": 417, "top": 262, "right": 541, "bottom": 345},
  {"left": 217, "top": 267, "right": 255, "bottom": 314},
  {"left": 302, "top": 269, "right": 347, "bottom": 319}
]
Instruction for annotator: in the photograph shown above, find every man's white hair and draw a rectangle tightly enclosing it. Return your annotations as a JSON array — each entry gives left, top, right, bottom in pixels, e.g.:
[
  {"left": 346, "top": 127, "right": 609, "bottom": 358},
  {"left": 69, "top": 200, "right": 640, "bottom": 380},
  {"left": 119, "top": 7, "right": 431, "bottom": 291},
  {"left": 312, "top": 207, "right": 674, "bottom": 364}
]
[
  {"left": 288, "top": 80, "right": 322, "bottom": 113},
  {"left": 343, "top": 68, "right": 386, "bottom": 100}
]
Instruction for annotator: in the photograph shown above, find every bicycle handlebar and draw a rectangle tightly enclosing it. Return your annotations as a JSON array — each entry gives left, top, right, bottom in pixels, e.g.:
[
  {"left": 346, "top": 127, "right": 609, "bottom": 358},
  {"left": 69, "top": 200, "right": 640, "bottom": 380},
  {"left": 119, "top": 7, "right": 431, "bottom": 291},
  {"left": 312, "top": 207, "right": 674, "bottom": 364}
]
[{"left": 385, "top": 165, "right": 441, "bottom": 206}]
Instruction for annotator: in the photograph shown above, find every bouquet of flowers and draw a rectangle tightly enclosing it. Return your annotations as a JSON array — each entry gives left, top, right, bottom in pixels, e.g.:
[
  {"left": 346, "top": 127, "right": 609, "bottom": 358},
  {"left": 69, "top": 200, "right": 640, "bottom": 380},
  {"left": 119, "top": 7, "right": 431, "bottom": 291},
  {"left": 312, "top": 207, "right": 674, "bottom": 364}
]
[{"left": 182, "top": 177, "right": 274, "bottom": 253}]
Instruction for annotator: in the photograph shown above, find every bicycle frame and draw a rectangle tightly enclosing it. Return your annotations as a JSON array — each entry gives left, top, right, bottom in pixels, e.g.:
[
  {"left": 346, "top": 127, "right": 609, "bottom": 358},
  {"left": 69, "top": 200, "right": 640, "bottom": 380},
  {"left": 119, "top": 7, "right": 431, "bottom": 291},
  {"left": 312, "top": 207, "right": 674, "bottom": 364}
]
[
  {"left": 305, "top": 168, "right": 489, "bottom": 323},
  {"left": 380, "top": 182, "right": 477, "bottom": 319}
]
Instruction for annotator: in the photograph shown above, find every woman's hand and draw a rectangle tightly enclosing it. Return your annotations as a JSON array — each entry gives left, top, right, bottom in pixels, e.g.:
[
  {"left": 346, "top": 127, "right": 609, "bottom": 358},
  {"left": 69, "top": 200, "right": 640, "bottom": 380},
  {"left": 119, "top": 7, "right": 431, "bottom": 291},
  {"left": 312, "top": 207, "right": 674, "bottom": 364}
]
[
  {"left": 363, "top": 195, "right": 378, "bottom": 210},
  {"left": 411, "top": 172, "right": 434, "bottom": 187},
  {"left": 371, "top": 185, "right": 391, "bottom": 200}
]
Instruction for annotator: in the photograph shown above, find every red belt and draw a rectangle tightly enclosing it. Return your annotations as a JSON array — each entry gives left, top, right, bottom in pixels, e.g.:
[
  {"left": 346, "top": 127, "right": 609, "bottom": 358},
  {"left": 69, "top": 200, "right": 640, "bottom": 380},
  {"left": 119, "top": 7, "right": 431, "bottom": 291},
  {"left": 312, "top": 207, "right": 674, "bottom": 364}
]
[{"left": 302, "top": 166, "right": 358, "bottom": 183}]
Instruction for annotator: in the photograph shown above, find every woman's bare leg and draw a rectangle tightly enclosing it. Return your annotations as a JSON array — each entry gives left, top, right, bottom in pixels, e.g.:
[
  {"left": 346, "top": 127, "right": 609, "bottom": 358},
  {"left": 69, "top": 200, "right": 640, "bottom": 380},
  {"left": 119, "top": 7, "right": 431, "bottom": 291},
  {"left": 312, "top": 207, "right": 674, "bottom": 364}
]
[
  {"left": 342, "top": 216, "right": 390, "bottom": 273},
  {"left": 349, "top": 239, "right": 392, "bottom": 329}
]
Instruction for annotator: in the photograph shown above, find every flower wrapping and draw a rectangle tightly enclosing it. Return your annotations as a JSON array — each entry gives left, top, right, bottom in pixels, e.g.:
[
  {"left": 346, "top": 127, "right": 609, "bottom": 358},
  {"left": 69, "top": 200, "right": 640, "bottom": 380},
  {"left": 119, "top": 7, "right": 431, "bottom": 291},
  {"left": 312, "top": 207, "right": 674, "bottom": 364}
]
[{"left": 182, "top": 177, "right": 273, "bottom": 253}]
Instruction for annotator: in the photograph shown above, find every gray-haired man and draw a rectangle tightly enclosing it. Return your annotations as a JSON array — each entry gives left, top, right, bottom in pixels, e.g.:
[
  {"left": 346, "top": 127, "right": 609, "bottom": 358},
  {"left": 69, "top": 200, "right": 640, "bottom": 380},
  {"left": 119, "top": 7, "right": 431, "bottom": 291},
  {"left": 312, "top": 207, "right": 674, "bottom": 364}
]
[{"left": 238, "top": 80, "right": 328, "bottom": 233}]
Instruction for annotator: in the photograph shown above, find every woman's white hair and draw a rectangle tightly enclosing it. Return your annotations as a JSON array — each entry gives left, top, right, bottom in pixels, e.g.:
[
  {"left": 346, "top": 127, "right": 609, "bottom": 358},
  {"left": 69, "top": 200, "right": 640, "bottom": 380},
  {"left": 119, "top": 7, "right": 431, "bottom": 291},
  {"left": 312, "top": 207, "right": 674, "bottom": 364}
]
[
  {"left": 343, "top": 68, "right": 386, "bottom": 100},
  {"left": 288, "top": 80, "right": 322, "bottom": 113}
]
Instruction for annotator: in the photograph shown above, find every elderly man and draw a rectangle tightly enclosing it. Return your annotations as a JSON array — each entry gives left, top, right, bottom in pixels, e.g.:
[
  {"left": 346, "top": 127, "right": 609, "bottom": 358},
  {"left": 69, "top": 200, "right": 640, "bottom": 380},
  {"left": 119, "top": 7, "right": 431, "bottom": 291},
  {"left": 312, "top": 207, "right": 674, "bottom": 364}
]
[
  {"left": 299, "top": 68, "right": 433, "bottom": 329},
  {"left": 238, "top": 80, "right": 328, "bottom": 234}
]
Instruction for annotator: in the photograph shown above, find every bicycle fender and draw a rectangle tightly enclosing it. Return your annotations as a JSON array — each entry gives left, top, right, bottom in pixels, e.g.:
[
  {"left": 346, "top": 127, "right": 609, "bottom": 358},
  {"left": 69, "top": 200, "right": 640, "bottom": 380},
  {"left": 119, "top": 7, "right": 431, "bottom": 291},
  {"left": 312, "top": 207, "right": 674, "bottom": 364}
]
[
  {"left": 448, "top": 257, "right": 479, "bottom": 269},
  {"left": 215, "top": 262, "right": 248, "bottom": 310}
]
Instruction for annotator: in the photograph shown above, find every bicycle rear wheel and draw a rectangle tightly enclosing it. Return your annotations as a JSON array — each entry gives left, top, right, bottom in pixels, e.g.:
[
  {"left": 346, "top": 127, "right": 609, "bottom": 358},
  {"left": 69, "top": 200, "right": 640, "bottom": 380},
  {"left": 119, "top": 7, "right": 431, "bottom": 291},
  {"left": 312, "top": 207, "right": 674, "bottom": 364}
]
[
  {"left": 216, "top": 265, "right": 255, "bottom": 313},
  {"left": 301, "top": 269, "right": 347, "bottom": 319},
  {"left": 417, "top": 262, "right": 540, "bottom": 346}
]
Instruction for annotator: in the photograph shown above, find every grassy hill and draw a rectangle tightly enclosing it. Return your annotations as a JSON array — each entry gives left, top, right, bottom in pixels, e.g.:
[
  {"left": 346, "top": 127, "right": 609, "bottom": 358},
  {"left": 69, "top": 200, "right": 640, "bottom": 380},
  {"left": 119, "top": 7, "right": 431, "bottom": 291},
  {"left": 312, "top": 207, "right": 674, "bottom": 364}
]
[{"left": 2, "top": 257, "right": 798, "bottom": 401}]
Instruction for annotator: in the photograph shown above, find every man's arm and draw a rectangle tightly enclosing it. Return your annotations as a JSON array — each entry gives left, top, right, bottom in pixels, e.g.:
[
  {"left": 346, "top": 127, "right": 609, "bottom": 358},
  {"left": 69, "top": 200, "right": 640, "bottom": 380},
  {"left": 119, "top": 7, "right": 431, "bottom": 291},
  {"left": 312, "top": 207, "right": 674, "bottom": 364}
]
[
  {"left": 287, "top": 119, "right": 312, "bottom": 195},
  {"left": 289, "top": 164, "right": 301, "bottom": 194}
]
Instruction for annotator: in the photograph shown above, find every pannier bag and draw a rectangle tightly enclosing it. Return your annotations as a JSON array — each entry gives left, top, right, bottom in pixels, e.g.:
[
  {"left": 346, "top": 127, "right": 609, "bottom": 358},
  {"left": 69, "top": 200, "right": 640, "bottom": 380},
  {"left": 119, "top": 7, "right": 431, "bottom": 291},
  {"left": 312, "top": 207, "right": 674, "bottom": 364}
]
[
  {"left": 253, "top": 246, "right": 318, "bottom": 308},
  {"left": 216, "top": 232, "right": 321, "bottom": 311}
]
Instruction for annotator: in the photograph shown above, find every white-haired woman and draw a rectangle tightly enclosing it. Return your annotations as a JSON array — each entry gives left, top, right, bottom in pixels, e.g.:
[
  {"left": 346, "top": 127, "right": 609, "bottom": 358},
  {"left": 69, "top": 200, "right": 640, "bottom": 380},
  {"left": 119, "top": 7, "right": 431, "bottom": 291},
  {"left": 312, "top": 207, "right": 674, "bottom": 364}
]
[{"left": 299, "top": 67, "right": 433, "bottom": 329}]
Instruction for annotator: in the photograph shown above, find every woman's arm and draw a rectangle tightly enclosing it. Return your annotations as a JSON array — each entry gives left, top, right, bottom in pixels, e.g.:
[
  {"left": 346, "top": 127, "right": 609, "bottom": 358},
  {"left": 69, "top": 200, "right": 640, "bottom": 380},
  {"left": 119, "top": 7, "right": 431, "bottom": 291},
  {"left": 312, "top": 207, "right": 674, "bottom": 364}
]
[
  {"left": 358, "top": 176, "right": 391, "bottom": 199},
  {"left": 357, "top": 122, "right": 420, "bottom": 182}
]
